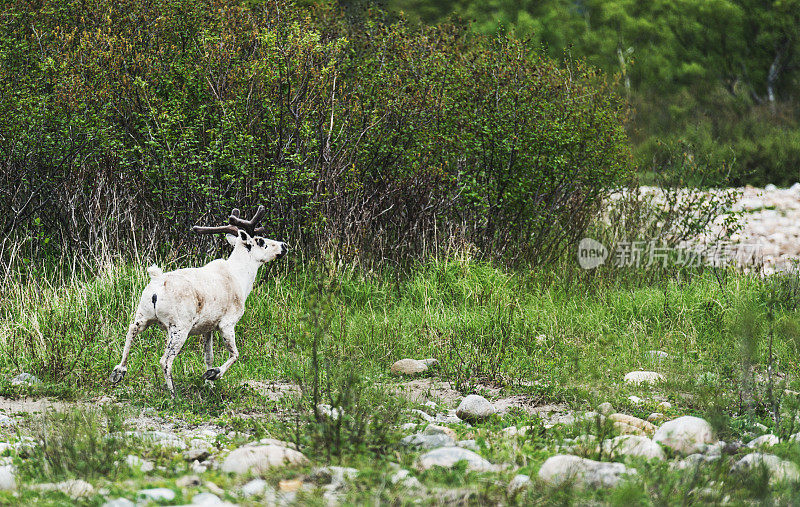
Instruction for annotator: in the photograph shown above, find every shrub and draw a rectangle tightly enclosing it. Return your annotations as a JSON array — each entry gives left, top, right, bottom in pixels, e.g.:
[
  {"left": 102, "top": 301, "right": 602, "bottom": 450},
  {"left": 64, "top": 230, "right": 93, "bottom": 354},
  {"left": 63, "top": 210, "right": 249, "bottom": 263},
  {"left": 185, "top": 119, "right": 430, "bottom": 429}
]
[{"left": 0, "top": 0, "right": 632, "bottom": 267}]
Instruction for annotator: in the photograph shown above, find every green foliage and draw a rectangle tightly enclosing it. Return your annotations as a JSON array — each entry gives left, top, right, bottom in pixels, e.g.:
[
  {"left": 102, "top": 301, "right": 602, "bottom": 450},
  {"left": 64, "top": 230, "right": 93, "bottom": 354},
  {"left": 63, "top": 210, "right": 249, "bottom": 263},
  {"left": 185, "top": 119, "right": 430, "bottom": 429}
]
[
  {"left": 384, "top": 0, "right": 800, "bottom": 184},
  {"left": 17, "top": 407, "right": 129, "bottom": 481},
  {"left": 0, "top": 0, "right": 631, "bottom": 267}
]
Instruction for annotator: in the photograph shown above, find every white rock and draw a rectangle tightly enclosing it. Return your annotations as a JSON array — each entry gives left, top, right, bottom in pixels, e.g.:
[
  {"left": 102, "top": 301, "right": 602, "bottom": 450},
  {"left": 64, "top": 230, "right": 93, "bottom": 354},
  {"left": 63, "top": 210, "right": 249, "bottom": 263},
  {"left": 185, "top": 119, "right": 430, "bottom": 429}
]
[
  {"left": 765, "top": 184, "right": 778, "bottom": 191},
  {"left": 416, "top": 447, "right": 498, "bottom": 472},
  {"left": 409, "top": 409, "right": 434, "bottom": 422},
  {"left": 733, "top": 453, "right": 800, "bottom": 484},
  {"left": 507, "top": 474, "right": 531, "bottom": 495},
  {"left": 746, "top": 434, "right": 780, "bottom": 449},
  {"left": 317, "top": 404, "right": 342, "bottom": 421},
  {"left": 176, "top": 475, "right": 202, "bottom": 488},
  {"left": 60, "top": 480, "right": 94, "bottom": 498},
  {"left": 390, "top": 469, "right": 424, "bottom": 491},
  {"left": 0, "top": 416, "right": 15, "bottom": 428},
  {"left": 221, "top": 444, "right": 308, "bottom": 474},
  {"left": 400, "top": 423, "right": 417, "bottom": 431},
  {"left": 602, "top": 435, "right": 665, "bottom": 461},
  {"left": 627, "top": 396, "right": 643, "bottom": 404},
  {"left": 624, "top": 371, "right": 664, "bottom": 384},
  {"left": 391, "top": 359, "right": 429, "bottom": 375},
  {"left": 423, "top": 424, "right": 457, "bottom": 439},
  {"left": 538, "top": 455, "right": 636, "bottom": 488},
  {"left": 126, "top": 430, "right": 187, "bottom": 450},
  {"left": 35, "top": 479, "right": 94, "bottom": 498},
  {"left": 706, "top": 441, "right": 726, "bottom": 456},
  {"left": 790, "top": 182, "right": 800, "bottom": 192},
  {"left": 10, "top": 373, "right": 40, "bottom": 386},
  {"left": 0, "top": 466, "right": 14, "bottom": 491},
  {"left": 672, "top": 453, "right": 720, "bottom": 470},
  {"left": 653, "top": 416, "right": 717, "bottom": 455},
  {"left": 241, "top": 479, "right": 269, "bottom": 497},
  {"left": 137, "top": 488, "right": 176, "bottom": 501},
  {"left": 457, "top": 439, "right": 479, "bottom": 450},
  {"left": 502, "top": 426, "right": 530, "bottom": 437},
  {"left": 125, "top": 454, "right": 154, "bottom": 472},
  {"left": 191, "top": 461, "right": 207, "bottom": 474},
  {"left": 192, "top": 492, "right": 225, "bottom": 505},
  {"left": 455, "top": 395, "right": 496, "bottom": 423},
  {"left": 102, "top": 499, "right": 135, "bottom": 507},
  {"left": 311, "top": 465, "right": 358, "bottom": 491},
  {"left": 657, "top": 401, "right": 672, "bottom": 411},
  {"left": 401, "top": 433, "right": 455, "bottom": 450}
]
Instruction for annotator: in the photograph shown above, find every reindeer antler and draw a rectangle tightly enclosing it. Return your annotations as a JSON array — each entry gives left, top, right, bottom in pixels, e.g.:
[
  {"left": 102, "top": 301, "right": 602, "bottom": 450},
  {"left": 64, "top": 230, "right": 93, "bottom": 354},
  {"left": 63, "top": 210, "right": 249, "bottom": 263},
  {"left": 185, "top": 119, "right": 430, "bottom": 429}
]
[{"left": 192, "top": 206, "right": 266, "bottom": 236}]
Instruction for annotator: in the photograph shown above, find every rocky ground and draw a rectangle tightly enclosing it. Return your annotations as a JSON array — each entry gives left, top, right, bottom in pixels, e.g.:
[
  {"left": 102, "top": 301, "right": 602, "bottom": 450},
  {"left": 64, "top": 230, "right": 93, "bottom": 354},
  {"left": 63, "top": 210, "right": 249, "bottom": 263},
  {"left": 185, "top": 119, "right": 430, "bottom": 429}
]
[
  {"left": 734, "top": 184, "right": 800, "bottom": 272},
  {"left": 0, "top": 359, "right": 797, "bottom": 505}
]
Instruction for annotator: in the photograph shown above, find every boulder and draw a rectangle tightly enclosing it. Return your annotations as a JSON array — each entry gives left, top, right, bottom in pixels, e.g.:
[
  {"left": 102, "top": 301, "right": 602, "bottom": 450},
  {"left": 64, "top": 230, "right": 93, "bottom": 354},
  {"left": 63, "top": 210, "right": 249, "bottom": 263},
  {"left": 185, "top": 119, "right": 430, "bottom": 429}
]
[
  {"left": 0, "top": 466, "right": 15, "bottom": 491},
  {"left": 653, "top": 416, "right": 717, "bottom": 455},
  {"left": 390, "top": 469, "right": 424, "bottom": 492},
  {"left": 34, "top": 479, "right": 94, "bottom": 498},
  {"left": 125, "top": 454, "right": 154, "bottom": 472},
  {"left": 602, "top": 435, "right": 665, "bottom": 461},
  {"left": 391, "top": 359, "right": 430, "bottom": 376},
  {"left": 137, "top": 488, "right": 176, "bottom": 502},
  {"left": 401, "top": 433, "right": 455, "bottom": 450},
  {"left": 241, "top": 479, "right": 271, "bottom": 498},
  {"left": 221, "top": 444, "right": 308, "bottom": 475},
  {"left": 609, "top": 414, "right": 657, "bottom": 435},
  {"left": 423, "top": 424, "right": 457, "bottom": 440},
  {"left": 538, "top": 455, "right": 636, "bottom": 489},
  {"left": 507, "top": 474, "right": 531, "bottom": 496},
  {"left": 733, "top": 453, "right": 800, "bottom": 484},
  {"left": 746, "top": 434, "right": 779, "bottom": 449},
  {"left": 455, "top": 395, "right": 496, "bottom": 423},
  {"left": 671, "top": 453, "right": 720, "bottom": 470},
  {"left": 416, "top": 447, "right": 498, "bottom": 472}
]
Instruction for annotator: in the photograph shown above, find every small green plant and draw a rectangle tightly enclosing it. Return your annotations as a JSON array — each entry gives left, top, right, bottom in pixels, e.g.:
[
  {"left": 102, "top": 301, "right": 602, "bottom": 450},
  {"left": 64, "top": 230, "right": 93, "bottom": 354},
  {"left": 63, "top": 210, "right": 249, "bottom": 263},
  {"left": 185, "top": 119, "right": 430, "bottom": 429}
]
[
  {"left": 292, "top": 275, "right": 405, "bottom": 462},
  {"left": 17, "top": 407, "right": 130, "bottom": 481}
]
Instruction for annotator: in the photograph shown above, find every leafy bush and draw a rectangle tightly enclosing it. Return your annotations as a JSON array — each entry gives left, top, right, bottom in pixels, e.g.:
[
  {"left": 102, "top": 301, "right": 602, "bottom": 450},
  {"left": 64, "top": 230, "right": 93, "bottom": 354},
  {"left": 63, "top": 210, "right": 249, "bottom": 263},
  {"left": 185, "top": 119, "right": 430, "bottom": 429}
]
[{"left": 0, "top": 0, "right": 631, "bottom": 267}]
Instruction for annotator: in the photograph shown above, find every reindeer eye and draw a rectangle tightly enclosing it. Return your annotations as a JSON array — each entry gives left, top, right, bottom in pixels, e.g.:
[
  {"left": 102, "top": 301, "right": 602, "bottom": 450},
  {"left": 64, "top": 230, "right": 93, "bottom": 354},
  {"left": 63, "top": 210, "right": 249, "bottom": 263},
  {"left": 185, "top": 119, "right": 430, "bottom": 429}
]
[{"left": 256, "top": 239, "right": 264, "bottom": 247}]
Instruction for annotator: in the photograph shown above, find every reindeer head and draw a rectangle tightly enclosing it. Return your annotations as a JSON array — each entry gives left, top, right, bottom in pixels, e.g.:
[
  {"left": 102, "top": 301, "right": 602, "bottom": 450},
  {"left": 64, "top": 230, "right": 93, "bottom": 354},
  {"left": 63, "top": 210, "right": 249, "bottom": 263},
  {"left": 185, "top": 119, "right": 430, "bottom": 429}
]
[{"left": 192, "top": 206, "right": 288, "bottom": 263}]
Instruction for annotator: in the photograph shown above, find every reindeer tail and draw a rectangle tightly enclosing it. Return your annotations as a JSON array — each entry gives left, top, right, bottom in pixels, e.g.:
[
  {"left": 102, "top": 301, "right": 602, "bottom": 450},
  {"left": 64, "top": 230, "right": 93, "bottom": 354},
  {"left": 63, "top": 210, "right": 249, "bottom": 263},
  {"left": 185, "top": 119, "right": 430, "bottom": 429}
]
[{"left": 147, "top": 264, "right": 164, "bottom": 279}]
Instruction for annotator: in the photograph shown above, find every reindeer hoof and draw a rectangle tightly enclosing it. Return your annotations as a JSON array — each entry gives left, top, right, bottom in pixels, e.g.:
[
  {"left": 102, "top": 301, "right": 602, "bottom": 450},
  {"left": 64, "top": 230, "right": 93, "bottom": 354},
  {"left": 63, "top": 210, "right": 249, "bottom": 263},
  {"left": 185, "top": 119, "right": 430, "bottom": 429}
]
[
  {"left": 202, "top": 368, "right": 222, "bottom": 381},
  {"left": 109, "top": 366, "right": 127, "bottom": 384}
]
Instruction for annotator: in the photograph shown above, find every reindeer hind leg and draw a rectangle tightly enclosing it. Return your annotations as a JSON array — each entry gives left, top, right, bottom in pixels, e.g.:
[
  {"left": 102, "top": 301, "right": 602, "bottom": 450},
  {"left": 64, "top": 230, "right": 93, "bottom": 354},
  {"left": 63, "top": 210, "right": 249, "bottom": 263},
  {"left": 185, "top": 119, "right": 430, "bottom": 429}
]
[{"left": 110, "top": 312, "right": 151, "bottom": 384}]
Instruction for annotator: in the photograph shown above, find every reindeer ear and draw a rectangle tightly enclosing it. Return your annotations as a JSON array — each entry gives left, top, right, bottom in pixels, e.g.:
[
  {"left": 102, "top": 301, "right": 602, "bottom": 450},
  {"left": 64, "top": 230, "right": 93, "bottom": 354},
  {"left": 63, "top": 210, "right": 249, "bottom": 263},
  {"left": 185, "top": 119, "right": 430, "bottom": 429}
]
[
  {"left": 225, "top": 234, "right": 238, "bottom": 246},
  {"left": 239, "top": 230, "right": 250, "bottom": 242}
]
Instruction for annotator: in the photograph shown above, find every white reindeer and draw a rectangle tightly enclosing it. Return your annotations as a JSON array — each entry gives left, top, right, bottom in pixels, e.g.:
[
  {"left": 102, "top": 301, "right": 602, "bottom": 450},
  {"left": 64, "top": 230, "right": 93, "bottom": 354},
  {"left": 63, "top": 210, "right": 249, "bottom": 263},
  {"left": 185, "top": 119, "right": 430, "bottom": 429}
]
[{"left": 109, "top": 206, "right": 287, "bottom": 396}]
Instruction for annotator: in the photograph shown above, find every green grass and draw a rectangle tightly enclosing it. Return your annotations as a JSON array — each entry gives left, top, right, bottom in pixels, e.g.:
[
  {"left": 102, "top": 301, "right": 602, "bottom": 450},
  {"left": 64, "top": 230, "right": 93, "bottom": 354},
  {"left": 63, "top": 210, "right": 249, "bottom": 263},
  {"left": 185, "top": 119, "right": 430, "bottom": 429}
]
[
  {"left": 1, "top": 259, "right": 791, "bottom": 407},
  {"left": 2, "top": 257, "right": 800, "bottom": 503}
]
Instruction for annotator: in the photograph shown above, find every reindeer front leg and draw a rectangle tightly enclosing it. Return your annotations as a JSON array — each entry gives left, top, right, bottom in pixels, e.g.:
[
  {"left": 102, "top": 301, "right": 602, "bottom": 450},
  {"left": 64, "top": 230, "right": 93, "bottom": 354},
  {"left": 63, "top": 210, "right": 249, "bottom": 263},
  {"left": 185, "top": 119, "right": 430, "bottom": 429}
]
[{"left": 110, "top": 312, "right": 150, "bottom": 384}]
